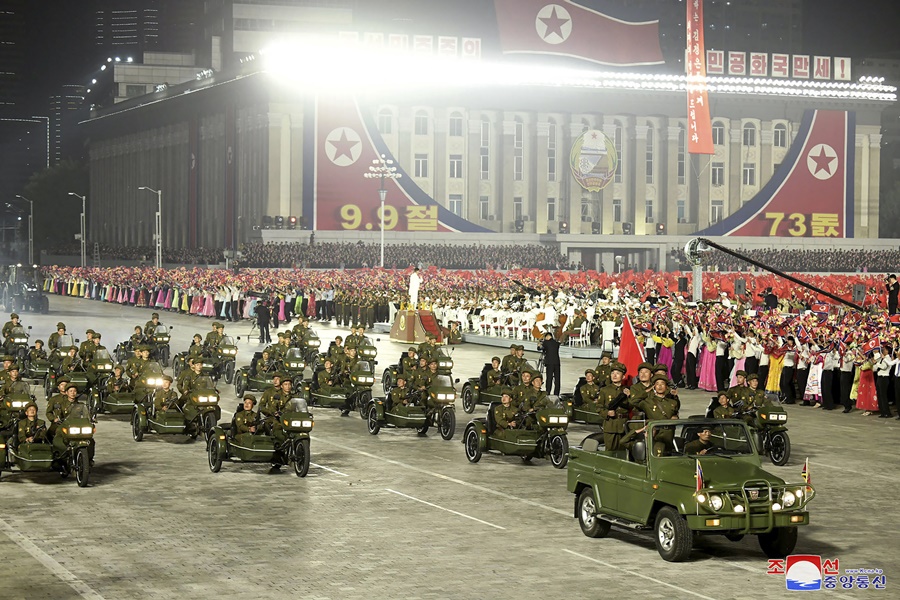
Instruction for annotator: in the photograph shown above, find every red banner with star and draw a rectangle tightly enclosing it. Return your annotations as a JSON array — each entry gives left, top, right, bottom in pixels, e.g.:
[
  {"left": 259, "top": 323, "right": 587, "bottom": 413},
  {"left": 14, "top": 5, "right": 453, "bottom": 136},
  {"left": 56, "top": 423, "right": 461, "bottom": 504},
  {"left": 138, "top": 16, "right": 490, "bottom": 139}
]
[{"left": 686, "top": 0, "right": 714, "bottom": 154}]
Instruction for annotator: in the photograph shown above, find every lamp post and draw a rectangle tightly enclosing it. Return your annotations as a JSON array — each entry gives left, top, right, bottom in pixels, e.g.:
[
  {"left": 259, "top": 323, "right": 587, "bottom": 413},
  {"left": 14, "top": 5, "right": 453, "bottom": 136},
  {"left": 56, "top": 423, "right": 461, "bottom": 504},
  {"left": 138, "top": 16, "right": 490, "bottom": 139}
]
[
  {"left": 67, "top": 192, "right": 86, "bottom": 267},
  {"left": 14, "top": 195, "right": 33, "bottom": 266},
  {"left": 363, "top": 154, "right": 402, "bottom": 268},
  {"left": 138, "top": 187, "right": 162, "bottom": 268}
]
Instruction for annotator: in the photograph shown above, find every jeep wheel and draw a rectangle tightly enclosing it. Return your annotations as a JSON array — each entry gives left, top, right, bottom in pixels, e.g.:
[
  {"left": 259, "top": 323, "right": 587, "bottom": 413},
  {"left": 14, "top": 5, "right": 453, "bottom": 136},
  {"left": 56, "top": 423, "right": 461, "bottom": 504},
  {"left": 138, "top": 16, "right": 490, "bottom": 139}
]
[
  {"left": 367, "top": 405, "right": 381, "bottom": 435},
  {"left": 724, "top": 532, "right": 745, "bottom": 542},
  {"left": 464, "top": 427, "right": 482, "bottom": 463},
  {"left": 578, "top": 488, "right": 611, "bottom": 538},
  {"left": 131, "top": 411, "right": 143, "bottom": 442},
  {"left": 769, "top": 431, "right": 790, "bottom": 466},
  {"left": 758, "top": 527, "right": 798, "bottom": 558},
  {"left": 439, "top": 408, "right": 455, "bottom": 440},
  {"left": 292, "top": 438, "right": 309, "bottom": 477},
  {"left": 549, "top": 434, "right": 569, "bottom": 469},
  {"left": 462, "top": 387, "right": 475, "bottom": 413},
  {"left": 654, "top": 506, "right": 693, "bottom": 562},
  {"left": 208, "top": 437, "right": 223, "bottom": 473}
]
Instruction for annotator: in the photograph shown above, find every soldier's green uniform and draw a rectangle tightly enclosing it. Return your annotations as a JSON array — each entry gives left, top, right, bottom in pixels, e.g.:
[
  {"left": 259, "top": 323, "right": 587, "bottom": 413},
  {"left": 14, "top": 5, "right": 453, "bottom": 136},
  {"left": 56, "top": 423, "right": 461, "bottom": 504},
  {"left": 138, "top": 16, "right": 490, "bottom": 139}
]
[
  {"left": 713, "top": 404, "right": 736, "bottom": 419},
  {"left": 17, "top": 414, "right": 48, "bottom": 444},
  {"left": 106, "top": 372, "right": 128, "bottom": 394},
  {"left": 579, "top": 370, "right": 601, "bottom": 411},
  {"left": 512, "top": 376, "right": 533, "bottom": 410},
  {"left": 492, "top": 393, "right": 520, "bottom": 439},
  {"left": 684, "top": 435, "right": 715, "bottom": 455},
  {"left": 594, "top": 362, "right": 612, "bottom": 387},
  {"left": 61, "top": 350, "right": 82, "bottom": 374},
  {"left": 596, "top": 364, "right": 630, "bottom": 450},
  {"left": 400, "top": 349, "right": 418, "bottom": 375},
  {"left": 176, "top": 363, "right": 194, "bottom": 395},
  {"left": 258, "top": 376, "right": 283, "bottom": 410},
  {"left": 2, "top": 316, "right": 19, "bottom": 340},
  {"left": 627, "top": 363, "right": 655, "bottom": 409},
  {"left": 234, "top": 406, "right": 258, "bottom": 435},
  {"left": 144, "top": 315, "right": 161, "bottom": 337},
  {"left": 153, "top": 386, "right": 181, "bottom": 414},
  {"left": 345, "top": 330, "right": 362, "bottom": 350},
  {"left": 205, "top": 324, "right": 224, "bottom": 348},
  {"left": 726, "top": 372, "right": 754, "bottom": 409},
  {"left": 78, "top": 335, "right": 95, "bottom": 361},
  {"left": 633, "top": 376, "right": 680, "bottom": 457},
  {"left": 389, "top": 382, "right": 412, "bottom": 416},
  {"left": 127, "top": 355, "right": 148, "bottom": 381},
  {"left": 28, "top": 344, "right": 47, "bottom": 363},
  {"left": 317, "top": 366, "right": 340, "bottom": 394},
  {"left": 45, "top": 384, "right": 71, "bottom": 439},
  {"left": 259, "top": 389, "right": 290, "bottom": 420},
  {"left": 48, "top": 323, "right": 66, "bottom": 351},
  {"left": 499, "top": 347, "right": 519, "bottom": 376},
  {"left": 178, "top": 367, "right": 203, "bottom": 396},
  {"left": 187, "top": 339, "right": 204, "bottom": 361}
]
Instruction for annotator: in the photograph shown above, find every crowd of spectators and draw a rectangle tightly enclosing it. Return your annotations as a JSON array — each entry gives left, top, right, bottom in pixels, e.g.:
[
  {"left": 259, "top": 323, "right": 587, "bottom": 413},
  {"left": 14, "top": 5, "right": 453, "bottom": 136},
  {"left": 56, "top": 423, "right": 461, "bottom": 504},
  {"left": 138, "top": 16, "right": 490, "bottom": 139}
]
[
  {"left": 239, "top": 242, "right": 568, "bottom": 270},
  {"left": 702, "top": 248, "right": 899, "bottom": 273},
  {"left": 46, "top": 243, "right": 223, "bottom": 265}
]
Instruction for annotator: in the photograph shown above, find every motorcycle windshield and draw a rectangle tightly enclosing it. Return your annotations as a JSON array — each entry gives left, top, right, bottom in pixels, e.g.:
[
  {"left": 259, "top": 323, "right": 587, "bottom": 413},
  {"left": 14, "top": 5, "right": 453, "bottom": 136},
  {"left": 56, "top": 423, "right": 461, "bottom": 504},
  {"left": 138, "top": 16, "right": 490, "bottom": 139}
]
[
  {"left": 154, "top": 326, "right": 170, "bottom": 336},
  {"left": 195, "top": 376, "right": 216, "bottom": 390},
  {"left": 289, "top": 397, "right": 309, "bottom": 412},
  {"left": 93, "top": 349, "right": 112, "bottom": 362},
  {"left": 66, "top": 402, "right": 91, "bottom": 420},
  {"left": 142, "top": 362, "right": 164, "bottom": 377},
  {"left": 11, "top": 326, "right": 26, "bottom": 336},
  {"left": 58, "top": 334, "right": 75, "bottom": 348},
  {"left": 285, "top": 348, "right": 304, "bottom": 360},
  {"left": 221, "top": 336, "right": 236, "bottom": 347},
  {"left": 353, "top": 362, "right": 374, "bottom": 375},
  {"left": 433, "top": 375, "right": 454, "bottom": 388}
]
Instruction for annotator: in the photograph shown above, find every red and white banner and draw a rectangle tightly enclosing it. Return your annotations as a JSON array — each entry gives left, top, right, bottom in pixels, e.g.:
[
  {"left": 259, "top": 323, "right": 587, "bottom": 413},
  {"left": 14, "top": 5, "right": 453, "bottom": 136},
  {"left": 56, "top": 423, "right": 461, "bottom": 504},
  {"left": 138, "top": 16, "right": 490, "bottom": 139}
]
[
  {"left": 686, "top": 0, "right": 714, "bottom": 154},
  {"left": 493, "top": 0, "right": 663, "bottom": 66}
]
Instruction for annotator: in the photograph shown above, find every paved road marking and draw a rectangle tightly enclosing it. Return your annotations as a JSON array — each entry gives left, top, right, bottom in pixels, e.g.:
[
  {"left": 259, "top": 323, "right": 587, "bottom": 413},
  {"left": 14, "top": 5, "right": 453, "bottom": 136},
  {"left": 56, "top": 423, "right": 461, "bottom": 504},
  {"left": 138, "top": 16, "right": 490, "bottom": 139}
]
[
  {"left": 313, "top": 436, "right": 570, "bottom": 516},
  {"left": 0, "top": 517, "right": 105, "bottom": 600},
  {"left": 813, "top": 461, "right": 895, "bottom": 482},
  {"left": 564, "top": 549, "right": 717, "bottom": 600},
  {"left": 311, "top": 463, "right": 348, "bottom": 476},
  {"left": 386, "top": 488, "right": 506, "bottom": 530}
]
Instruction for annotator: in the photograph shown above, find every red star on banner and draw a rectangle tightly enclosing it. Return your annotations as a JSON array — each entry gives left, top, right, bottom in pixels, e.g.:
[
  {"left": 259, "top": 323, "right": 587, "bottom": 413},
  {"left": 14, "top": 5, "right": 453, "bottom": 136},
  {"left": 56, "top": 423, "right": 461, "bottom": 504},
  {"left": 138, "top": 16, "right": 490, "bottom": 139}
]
[
  {"left": 329, "top": 130, "right": 358, "bottom": 162},
  {"left": 810, "top": 147, "right": 835, "bottom": 176},
  {"left": 539, "top": 6, "right": 569, "bottom": 41}
]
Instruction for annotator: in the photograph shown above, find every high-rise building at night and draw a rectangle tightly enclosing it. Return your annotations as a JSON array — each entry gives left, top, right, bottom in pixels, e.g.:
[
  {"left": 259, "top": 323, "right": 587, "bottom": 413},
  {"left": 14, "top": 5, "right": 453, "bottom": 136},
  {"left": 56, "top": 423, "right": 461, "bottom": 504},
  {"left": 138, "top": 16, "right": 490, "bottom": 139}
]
[{"left": 0, "top": 0, "right": 27, "bottom": 114}]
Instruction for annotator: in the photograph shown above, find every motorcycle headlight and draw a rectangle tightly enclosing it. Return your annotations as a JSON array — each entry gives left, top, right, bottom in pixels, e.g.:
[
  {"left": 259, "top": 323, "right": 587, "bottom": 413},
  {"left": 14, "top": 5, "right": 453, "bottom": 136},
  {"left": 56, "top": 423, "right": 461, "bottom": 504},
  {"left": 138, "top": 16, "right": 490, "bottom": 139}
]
[
  {"left": 437, "top": 393, "right": 448, "bottom": 400},
  {"left": 68, "top": 426, "right": 85, "bottom": 435},
  {"left": 439, "top": 361, "right": 451, "bottom": 368},
  {"left": 14, "top": 337, "right": 26, "bottom": 343},
  {"left": 302, "top": 420, "right": 313, "bottom": 428},
  {"left": 11, "top": 400, "right": 26, "bottom": 408},
  {"left": 709, "top": 494, "right": 724, "bottom": 511},
  {"left": 779, "top": 414, "right": 788, "bottom": 421},
  {"left": 782, "top": 491, "right": 796, "bottom": 508},
  {"left": 309, "top": 340, "right": 321, "bottom": 347}
]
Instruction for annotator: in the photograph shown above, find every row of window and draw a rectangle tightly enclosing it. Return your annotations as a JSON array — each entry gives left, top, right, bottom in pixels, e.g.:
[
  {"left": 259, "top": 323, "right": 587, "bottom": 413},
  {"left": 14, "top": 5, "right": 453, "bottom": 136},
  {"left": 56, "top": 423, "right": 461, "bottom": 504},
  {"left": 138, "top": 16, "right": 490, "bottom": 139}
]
[{"left": 387, "top": 114, "right": 786, "bottom": 186}]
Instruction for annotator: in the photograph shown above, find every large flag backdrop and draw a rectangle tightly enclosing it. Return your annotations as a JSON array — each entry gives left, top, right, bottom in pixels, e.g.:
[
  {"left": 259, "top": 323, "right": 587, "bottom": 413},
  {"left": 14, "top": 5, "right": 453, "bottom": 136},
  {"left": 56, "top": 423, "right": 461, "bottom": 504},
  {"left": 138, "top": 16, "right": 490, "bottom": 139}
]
[
  {"left": 493, "top": 0, "right": 664, "bottom": 67},
  {"left": 696, "top": 110, "right": 855, "bottom": 238},
  {"left": 307, "top": 96, "right": 491, "bottom": 233}
]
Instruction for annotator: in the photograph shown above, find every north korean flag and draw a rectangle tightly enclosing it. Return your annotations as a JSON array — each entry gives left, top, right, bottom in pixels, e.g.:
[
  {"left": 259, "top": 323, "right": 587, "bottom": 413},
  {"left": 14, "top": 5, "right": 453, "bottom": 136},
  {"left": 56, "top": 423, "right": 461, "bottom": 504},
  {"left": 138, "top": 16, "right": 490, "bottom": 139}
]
[{"left": 493, "top": 0, "right": 664, "bottom": 67}]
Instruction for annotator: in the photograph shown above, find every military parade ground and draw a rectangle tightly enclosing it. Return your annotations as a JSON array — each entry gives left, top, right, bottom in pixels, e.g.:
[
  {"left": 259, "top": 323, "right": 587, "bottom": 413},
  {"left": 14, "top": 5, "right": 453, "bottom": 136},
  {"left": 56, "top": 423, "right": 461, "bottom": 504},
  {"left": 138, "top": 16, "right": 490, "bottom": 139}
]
[{"left": 0, "top": 294, "right": 894, "bottom": 599}]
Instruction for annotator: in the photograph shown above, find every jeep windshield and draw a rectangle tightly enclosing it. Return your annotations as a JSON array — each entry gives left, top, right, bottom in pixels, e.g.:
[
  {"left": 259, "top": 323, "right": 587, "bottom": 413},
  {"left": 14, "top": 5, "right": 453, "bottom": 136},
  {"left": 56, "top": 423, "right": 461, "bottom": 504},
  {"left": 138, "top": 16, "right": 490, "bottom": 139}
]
[{"left": 654, "top": 420, "right": 755, "bottom": 457}]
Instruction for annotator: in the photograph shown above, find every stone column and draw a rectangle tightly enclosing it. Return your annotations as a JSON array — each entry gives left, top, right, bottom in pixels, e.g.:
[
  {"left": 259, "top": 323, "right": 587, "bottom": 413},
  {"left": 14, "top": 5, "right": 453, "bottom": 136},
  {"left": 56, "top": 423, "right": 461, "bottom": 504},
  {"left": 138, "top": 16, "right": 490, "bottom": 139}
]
[
  {"left": 728, "top": 123, "right": 742, "bottom": 216},
  {"left": 567, "top": 121, "right": 584, "bottom": 233},
  {"left": 634, "top": 124, "right": 649, "bottom": 234},
  {"left": 266, "top": 111, "right": 283, "bottom": 219},
  {"left": 289, "top": 107, "right": 304, "bottom": 220},
  {"left": 665, "top": 124, "right": 681, "bottom": 234},
  {"left": 466, "top": 116, "right": 484, "bottom": 227},
  {"left": 600, "top": 120, "right": 618, "bottom": 235},
  {"left": 535, "top": 120, "right": 550, "bottom": 234},
  {"left": 501, "top": 117, "right": 517, "bottom": 231},
  {"left": 866, "top": 134, "right": 882, "bottom": 238},
  {"left": 433, "top": 108, "right": 447, "bottom": 210},
  {"left": 760, "top": 125, "right": 774, "bottom": 186}
]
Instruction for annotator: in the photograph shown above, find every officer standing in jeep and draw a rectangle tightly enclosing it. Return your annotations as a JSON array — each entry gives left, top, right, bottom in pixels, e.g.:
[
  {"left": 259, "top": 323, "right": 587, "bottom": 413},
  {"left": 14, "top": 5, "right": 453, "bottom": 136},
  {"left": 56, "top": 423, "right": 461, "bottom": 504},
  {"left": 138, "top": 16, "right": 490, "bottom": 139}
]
[
  {"left": 633, "top": 374, "right": 680, "bottom": 456},
  {"left": 597, "top": 362, "right": 630, "bottom": 450}
]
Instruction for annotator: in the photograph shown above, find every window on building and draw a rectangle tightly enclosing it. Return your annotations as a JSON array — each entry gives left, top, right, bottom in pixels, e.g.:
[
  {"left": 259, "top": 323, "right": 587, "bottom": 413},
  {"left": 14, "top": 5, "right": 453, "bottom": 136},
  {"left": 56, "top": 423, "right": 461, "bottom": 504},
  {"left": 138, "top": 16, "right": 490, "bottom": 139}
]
[
  {"left": 774, "top": 123, "right": 787, "bottom": 148},
  {"left": 414, "top": 110, "right": 428, "bottom": 135},
  {"left": 449, "top": 194, "right": 463, "bottom": 216},
  {"left": 677, "top": 199, "right": 686, "bottom": 222},
  {"left": 480, "top": 119, "right": 490, "bottom": 180},
  {"left": 547, "top": 120, "right": 557, "bottom": 182},
  {"left": 711, "top": 161, "right": 725, "bottom": 187},
  {"left": 645, "top": 200, "right": 654, "bottom": 223},
  {"left": 449, "top": 112, "right": 463, "bottom": 137},
  {"left": 414, "top": 154, "right": 428, "bottom": 178},
  {"left": 677, "top": 125, "right": 686, "bottom": 185},
  {"left": 614, "top": 123, "right": 623, "bottom": 183},
  {"left": 742, "top": 122, "right": 757, "bottom": 147},
  {"left": 514, "top": 197, "right": 523, "bottom": 221},
  {"left": 479, "top": 195, "right": 489, "bottom": 220},
  {"left": 613, "top": 199, "right": 622, "bottom": 222},
  {"left": 449, "top": 154, "right": 463, "bottom": 178},
  {"left": 645, "top": 124, "right": 654, "bottom": 184},
  {"left": 581, "top": 198, "right": 592, "bottom": 221},
  {"left": 710, "top": 199, "right": 724, "bottom": 224},
  {"left": 712, "top": 121, "right": 725, "bottom": 146},
  {"left": 514, "top": 119, "right": 524, "bottom": 181},
  {"left": 125, "top": 84, "right": 146, "bottom": 97},
  {"left": 377, "top": 109, "right": 393, "bottom": 135},
  {"left": 743, "top": 162, "right": 756, "bottom": 186},
  {"left": 547, "top": 197, "right": 556, "bottom": 222}
]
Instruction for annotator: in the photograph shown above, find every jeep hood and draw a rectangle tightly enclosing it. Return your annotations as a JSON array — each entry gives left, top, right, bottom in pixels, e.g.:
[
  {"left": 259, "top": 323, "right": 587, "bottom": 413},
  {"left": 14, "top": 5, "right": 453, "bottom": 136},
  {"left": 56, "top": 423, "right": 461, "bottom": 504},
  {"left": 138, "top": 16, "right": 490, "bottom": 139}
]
[{"left": 655, "top": 458, "right": 786, "bottom": 489}]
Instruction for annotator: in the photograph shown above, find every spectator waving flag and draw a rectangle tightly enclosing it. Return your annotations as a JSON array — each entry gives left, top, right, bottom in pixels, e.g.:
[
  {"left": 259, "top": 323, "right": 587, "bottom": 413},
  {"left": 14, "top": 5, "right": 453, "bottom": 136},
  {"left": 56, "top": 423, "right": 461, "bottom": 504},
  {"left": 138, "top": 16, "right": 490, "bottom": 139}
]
[
  {"left": 696, "top": 459, "right": 704, "bottom": 493},
  {"left": 493, "top": 0, "right": 664, "bottom": 67},
  {"left": 617, "top": 313, "right": 646, "bottom": 385},
  {"left": 861, "top": 339, "right": 881, "bottom": 355}
]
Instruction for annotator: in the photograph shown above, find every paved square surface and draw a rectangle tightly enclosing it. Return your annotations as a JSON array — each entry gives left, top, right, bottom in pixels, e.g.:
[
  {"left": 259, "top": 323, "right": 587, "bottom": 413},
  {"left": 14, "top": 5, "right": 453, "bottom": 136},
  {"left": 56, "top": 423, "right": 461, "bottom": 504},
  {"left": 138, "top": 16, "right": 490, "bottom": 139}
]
[{"left": 1, "top": 296, "right": 894, "bottom": 599}]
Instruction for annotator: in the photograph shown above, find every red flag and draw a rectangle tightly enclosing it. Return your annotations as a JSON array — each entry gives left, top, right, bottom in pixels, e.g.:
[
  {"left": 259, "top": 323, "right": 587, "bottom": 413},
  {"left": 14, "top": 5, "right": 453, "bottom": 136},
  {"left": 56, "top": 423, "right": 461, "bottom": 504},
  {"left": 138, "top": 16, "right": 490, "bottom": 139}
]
[
  {"left": 617, "top": 313, "right": 646, "bottom": 385},
  {"left": 696, "top": 459, "right": 704, "bottom": 493},
  {"left": 493, "top": 0, "right": 664, "bottom": 67},
  {"left": 801, "top": 457, "right": 810, "bottom": 485},
  {"left": 686, "top": 0, "right": 714, "bottom": 154}
]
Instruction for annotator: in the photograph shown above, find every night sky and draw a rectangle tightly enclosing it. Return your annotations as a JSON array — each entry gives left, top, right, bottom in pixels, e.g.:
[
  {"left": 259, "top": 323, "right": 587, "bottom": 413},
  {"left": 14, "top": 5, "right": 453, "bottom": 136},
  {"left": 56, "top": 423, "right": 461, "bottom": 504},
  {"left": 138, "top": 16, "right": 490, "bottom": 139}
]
[{"left": 16, "top": 0, "right": 900, "bottom": 113}]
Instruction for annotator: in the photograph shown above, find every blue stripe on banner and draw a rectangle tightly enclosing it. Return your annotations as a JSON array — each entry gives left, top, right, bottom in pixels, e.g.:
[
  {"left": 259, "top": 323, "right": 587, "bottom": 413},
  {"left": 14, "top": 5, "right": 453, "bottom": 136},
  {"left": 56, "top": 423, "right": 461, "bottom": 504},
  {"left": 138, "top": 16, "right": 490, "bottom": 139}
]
[
  {"left": 358, "top": 106, "right": 493, "bottom": 233},
  {"left": 696, "top": 109, "right": 816, "bottom": 237}
]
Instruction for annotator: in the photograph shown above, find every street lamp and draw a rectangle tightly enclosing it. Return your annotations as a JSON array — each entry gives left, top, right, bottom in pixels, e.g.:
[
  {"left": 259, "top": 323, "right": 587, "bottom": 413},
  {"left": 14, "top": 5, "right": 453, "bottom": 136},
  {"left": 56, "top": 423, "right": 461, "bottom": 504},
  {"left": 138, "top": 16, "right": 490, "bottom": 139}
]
[
  {"left": 363, "top": 154, "right": 402, "bottom": 268},
  {"left": 14, "top": 195, "right": 33, "bottom": 266},
  {"left": 138, "top": 187, "right": 162, "bottom": 268},
  {"left": 68, "top": 192, "right": 86, "bottom": 267}
]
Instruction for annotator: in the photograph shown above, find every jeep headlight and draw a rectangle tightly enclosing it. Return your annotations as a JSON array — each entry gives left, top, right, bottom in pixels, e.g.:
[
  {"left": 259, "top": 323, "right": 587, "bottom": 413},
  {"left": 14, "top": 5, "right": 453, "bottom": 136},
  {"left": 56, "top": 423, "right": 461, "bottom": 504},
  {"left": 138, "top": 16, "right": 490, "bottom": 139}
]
[
  {"left": 733, "top": 504, "right": 745, "bottom": 513},
  {"left": 709, "top": 494, "right": 724, "bottom": 511},
  {"left": 772, "top": 502, "right": 782, "bottom": 511},
  {"left": 782, "top": 491, "right": 796, "bottom": 508}
]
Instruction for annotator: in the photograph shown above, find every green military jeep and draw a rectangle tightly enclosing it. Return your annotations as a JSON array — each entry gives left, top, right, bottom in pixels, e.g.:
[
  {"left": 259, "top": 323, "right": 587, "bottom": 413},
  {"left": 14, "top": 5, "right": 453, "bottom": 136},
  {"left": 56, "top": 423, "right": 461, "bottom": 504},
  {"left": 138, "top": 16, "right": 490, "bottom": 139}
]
[{"left": 567, "top": 418, "right": 814, "bottom": 562}]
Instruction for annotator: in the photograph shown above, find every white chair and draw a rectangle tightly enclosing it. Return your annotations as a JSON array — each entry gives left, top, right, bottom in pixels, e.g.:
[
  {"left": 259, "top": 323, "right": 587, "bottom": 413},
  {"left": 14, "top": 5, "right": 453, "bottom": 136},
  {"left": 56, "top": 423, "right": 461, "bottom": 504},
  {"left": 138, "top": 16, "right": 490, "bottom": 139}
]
[
  {"left": 569, "top": 320, "right": 589, "bottom": 347},
  {"left": 518, "top": 318, "right": 534, "bottom": 340}
]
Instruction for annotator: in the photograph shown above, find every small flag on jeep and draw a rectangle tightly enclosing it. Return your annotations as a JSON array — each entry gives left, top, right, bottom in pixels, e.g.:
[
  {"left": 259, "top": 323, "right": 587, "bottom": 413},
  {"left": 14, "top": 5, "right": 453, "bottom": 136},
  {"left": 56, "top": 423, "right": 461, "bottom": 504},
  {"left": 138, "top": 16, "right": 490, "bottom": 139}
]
[
  {"left": 695, "top": 459, "right": 704, "bottom": 493},
  {"left": 801, "top": 457, "right": 810, "bottom": 485}
]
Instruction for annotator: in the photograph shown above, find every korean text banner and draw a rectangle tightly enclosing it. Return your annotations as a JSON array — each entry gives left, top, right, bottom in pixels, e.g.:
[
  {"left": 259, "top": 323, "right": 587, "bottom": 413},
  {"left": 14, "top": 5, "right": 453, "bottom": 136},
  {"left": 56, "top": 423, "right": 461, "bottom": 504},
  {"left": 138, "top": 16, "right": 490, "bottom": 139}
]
[{"left": 686, "top": 0, "right": 714, "bottom": 155}]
